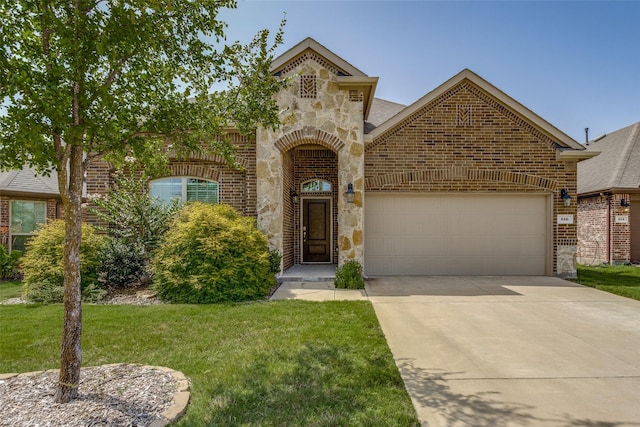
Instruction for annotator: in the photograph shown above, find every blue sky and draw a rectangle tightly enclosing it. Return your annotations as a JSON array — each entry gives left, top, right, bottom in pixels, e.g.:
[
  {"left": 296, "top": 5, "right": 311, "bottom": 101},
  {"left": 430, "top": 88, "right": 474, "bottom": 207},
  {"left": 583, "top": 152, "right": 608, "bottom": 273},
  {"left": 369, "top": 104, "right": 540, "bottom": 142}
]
[{"left": 220, "top": 0, "right": 640, "bottom": 144}]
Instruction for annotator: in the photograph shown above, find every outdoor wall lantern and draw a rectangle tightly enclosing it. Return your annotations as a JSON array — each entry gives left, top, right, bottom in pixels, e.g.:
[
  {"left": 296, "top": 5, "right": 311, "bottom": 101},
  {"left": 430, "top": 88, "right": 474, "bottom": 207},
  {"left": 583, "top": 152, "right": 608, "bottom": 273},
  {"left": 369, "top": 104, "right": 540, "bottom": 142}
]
[
  {"left": 290, "top": 188, "right": 299, "bottom": 204},
  {"left": 560, "top": 189, "right": 572, "bottom": 207},
  {"left": 621, "top": 198, "right": 631, "bottom": 212},
  {"left": 345, "top": 183, "right": 355, "bottom": 203}
]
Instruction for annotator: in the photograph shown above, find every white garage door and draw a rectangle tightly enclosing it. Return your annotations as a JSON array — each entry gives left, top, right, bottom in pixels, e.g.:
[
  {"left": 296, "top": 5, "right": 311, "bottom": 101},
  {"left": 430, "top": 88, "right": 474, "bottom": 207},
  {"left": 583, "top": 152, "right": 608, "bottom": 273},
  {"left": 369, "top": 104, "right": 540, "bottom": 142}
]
[{"left": 365, "top": 194, "right": 549, "bottom": 276}]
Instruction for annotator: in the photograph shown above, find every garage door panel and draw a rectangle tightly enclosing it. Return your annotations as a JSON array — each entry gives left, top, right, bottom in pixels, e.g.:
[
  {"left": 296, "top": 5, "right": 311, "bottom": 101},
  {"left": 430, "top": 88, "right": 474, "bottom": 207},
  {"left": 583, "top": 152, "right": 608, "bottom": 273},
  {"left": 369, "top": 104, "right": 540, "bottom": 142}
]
[{"left": 365, "top": 194, "right": 548, "bottom": 276}]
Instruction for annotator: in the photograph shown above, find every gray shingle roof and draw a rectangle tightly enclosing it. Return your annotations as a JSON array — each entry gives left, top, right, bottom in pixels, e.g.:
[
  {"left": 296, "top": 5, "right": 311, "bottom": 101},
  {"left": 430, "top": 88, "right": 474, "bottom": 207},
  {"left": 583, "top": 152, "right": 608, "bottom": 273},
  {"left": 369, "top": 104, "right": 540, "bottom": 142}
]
[
  {"left": 0, "top": 167, "right": 59, "bottom": 196},
  {"left": 578, "top": 122, "right": 640, "bottom": 195},
  {"left": 364, "top": 98, "right": 407, "bottom": 134}
]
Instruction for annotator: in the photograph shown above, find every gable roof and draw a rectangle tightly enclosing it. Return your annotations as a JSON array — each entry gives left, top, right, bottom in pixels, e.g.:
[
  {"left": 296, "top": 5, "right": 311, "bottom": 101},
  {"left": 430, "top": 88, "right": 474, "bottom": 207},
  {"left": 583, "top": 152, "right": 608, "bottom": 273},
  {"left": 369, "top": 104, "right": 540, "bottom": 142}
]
[
  {"left": 271, "top": 37, "right": 366, "bottom": 77},
  {"left": 364, "top": 69, "right": 591, "bottom": 157},
  {"left": 271, "top": 37, "right": 378, "bottom": 120},
  {"left": 578, "top": 122, "right": 640, "bottom": 195},
  {"left": 0, "top": 167, "right": 59, "bottom": 197}
]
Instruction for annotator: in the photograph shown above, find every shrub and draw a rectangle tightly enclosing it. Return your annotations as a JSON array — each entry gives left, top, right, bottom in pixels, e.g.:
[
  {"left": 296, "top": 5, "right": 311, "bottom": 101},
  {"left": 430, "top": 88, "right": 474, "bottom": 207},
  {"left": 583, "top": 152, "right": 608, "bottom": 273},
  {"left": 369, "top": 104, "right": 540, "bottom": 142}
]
[
  {"left": 98, "top": 240, "right": 148, "bottom": 289},
  {"left": 88, "top": 167, "right": 179, "bottom": 257},
  {"left": 0, "top": 246, "right": 22, "bottom": 280},
  {"left": 21, "top": 220, "right": 108, "bottom": 303},
  {"left": 152, "top": 203, "right": 275, "bottom": 303},
  {"left": 268, "top": 249, "right": 282, "bottom": 274},
  {"left": 334, "top": 260, "right": 365, "bottom": 289}
]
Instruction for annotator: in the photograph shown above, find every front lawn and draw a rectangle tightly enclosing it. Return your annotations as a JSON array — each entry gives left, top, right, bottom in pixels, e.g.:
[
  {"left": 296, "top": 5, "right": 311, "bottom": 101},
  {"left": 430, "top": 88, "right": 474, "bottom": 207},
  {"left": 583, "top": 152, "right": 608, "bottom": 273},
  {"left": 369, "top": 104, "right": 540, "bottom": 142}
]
[
  {"left": 575, "top": 264, "right": 640, "bottom": 301},
  {"left": 0, "top": 301, "right": 419, "bottom": 426},
  {"left": 0, "top": 281, "right": 22, "bottom": 301}
]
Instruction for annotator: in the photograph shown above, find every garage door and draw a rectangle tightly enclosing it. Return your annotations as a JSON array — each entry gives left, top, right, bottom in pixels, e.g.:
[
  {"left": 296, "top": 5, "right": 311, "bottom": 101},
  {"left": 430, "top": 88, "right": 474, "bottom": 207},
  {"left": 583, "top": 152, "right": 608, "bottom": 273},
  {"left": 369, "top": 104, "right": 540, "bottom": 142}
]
[{"left": 365, "top": 194, "right": 549, "bottom": 276}]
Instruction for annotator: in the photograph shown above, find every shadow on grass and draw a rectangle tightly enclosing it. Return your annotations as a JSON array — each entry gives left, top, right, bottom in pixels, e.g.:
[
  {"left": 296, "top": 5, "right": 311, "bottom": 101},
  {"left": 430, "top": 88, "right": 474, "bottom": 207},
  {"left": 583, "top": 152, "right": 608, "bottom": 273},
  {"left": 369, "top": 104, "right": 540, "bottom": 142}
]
[
  {"left": 200, "top": 342, "right": 419, "bottom": 426},
  {"left": 396, "top": 359, "right": 640, "bottom": 427}
]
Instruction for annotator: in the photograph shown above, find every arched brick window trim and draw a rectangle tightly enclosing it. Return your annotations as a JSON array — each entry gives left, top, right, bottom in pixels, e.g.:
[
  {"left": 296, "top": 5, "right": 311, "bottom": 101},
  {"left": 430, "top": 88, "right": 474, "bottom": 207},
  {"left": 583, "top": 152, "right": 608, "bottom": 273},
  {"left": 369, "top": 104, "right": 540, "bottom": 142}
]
[
  {"left": 274, "top": 128, "right": 345, "bottom": 153},
  {"left": 165, "top": 164, "right": 221, "bottom": 182},
  {"left": 365, "top": 167, "right": 558, "bottom": 191},
  {"left": 167, "top": 152, "right": 249, "bottom": 169}
]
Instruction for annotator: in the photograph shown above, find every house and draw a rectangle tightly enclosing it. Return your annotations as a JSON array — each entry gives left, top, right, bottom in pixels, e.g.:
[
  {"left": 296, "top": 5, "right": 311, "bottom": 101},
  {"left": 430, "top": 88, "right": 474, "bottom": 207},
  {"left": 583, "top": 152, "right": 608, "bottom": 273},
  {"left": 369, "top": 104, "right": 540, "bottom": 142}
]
[
  {"left": 0, "top": 167, "right": 61, "bottom": 252},
  {"left": 577, "top": 122, "right": 640, "bottom": 264},
  {"left": 5, "top": 38, "right": 596, "bottom": 278}
]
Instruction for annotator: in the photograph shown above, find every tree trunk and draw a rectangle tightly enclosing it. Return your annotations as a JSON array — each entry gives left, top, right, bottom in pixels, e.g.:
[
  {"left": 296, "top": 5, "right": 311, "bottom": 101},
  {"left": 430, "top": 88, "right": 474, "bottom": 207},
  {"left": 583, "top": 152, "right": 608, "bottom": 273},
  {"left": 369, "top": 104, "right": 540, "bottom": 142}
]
[{"left": 55, "top": 144, "right": 85, "bottom": 403}]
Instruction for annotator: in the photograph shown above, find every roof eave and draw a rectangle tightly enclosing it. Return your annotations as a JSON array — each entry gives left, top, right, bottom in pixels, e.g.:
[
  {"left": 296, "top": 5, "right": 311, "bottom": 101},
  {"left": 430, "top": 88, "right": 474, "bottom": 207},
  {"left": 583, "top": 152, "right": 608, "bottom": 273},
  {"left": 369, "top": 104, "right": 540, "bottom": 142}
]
[{"left": 557, "top": 150, "right": 601, "bottom": 161}]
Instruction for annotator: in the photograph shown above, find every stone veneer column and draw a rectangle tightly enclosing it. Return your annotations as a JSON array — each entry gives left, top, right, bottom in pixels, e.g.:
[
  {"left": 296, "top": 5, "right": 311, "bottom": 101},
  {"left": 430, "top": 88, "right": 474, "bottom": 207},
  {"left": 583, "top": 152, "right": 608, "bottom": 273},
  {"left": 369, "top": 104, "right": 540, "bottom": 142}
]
[
  {"left": 255, "top": 126, "right": 284, "bottom": 258},
  {"left": 337, "top": 135, "right": 364, "bottom": 266},
  {"left": 257, "top": 60, "right": 365, "bottom": 268}
]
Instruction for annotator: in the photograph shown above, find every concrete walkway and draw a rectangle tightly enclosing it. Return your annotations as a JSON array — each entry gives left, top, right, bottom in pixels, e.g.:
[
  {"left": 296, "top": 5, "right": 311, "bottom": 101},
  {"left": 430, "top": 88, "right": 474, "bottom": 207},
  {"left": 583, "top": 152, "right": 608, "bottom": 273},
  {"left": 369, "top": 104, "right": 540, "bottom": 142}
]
[
  {"left": 367, "top": 276, "right": 640, "bottom": 426},
  {"left": 270, "top": 280, "right": 367, "bottom": 301}
]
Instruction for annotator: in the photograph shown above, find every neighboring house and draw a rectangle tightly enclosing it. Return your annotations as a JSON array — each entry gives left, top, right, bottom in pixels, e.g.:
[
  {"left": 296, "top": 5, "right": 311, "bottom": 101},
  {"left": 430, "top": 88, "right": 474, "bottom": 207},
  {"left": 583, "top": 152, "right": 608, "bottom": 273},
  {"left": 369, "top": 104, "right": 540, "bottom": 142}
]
[
  {"left": 0, "top": 167, "right": 61, "bottom": 252},
  {"left": 577, "top": 122, "right": 640, "bottom": 264},
  {"left": 11, "top": 38, "right": 596, "bottom": 278}
]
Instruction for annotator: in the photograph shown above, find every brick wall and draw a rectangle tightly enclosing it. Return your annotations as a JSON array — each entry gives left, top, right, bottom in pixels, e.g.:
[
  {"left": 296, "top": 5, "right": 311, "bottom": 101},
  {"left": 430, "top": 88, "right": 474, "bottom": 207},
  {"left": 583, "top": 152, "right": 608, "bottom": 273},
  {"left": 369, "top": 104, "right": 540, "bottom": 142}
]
[
  {"left": 84, "top": 132, "right": 257, "bottom": 224},
  {"left": 578, "top": 193, "right": 631, "bottom": 264},
  {"left": 282, "top": 151, "right": 295, "bottom": 270},
  {"left": 365, "top": 79, "right": 578, "bottom": 275}
]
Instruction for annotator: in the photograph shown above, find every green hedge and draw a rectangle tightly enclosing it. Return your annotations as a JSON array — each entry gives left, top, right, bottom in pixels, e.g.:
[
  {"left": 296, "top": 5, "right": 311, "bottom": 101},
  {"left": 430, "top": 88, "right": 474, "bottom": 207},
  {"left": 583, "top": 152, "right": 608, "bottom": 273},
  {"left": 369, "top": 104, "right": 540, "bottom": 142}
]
[{"left": 152, "top": 203, "right": 275, "bottom": 303}]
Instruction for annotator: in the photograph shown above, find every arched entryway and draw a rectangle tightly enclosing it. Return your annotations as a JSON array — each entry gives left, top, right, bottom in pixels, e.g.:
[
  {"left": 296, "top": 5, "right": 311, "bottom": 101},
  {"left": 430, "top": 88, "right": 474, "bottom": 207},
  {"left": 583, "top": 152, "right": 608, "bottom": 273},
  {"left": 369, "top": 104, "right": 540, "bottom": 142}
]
[{"left": 282, "top": 145, "right": 338, "bottom": 270}]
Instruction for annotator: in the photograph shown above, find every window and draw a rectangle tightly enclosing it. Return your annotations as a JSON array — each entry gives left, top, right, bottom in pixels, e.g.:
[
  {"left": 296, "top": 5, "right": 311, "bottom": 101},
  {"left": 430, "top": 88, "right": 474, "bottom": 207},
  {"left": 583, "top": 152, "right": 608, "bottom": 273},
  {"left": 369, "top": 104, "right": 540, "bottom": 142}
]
[
  {"left": 302, "top": 179, "right": 332, "bottom": 192},
  {"left": 150, "top": 177, "right": 219, "bottom": 205},
  {"left": 10, "top": 200, "right": 47, "bottom": 252}
]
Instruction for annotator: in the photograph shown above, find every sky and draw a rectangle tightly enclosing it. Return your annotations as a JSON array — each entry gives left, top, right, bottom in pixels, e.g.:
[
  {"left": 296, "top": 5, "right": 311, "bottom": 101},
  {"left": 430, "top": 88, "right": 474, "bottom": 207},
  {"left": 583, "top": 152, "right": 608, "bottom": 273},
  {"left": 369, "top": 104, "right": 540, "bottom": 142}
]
[{"left": 219, "top": 0, "right": 640, "bottom": 144}]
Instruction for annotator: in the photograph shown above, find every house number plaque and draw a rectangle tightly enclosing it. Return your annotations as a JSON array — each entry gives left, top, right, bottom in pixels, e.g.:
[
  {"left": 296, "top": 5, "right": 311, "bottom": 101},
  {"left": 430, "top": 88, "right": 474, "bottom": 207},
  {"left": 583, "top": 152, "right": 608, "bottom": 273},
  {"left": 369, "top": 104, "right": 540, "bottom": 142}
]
[{"left": 557, "top": 214, "right": 574, "bottom": 224}]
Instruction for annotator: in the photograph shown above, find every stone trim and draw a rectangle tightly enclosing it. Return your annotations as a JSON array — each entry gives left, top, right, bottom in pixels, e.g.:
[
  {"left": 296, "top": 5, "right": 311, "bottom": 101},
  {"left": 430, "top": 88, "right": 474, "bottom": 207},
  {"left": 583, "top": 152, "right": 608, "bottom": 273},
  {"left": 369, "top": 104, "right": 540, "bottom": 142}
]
[
  {"left": 365, "top": 167, "right": 558, "bottom": 191},
  {"left": 275, "top": 127, "right": 345, "bottom": 153}
]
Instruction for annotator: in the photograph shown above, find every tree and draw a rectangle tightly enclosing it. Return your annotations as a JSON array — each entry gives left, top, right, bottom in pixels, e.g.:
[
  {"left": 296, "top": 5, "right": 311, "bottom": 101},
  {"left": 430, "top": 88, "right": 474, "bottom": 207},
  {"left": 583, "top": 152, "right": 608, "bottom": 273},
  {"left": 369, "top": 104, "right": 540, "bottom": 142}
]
[{"left": 0, "top": 0, "right": 287, "bottom": 402}]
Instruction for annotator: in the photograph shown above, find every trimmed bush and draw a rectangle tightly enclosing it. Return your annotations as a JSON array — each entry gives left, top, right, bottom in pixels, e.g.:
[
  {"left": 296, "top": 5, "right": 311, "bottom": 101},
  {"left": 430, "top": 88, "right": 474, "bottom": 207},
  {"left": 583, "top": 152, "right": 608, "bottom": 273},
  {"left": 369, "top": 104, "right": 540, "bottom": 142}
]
[
  {"left": 21, "top": 220, "right": 108, "bottom": 303},
  {"left": 152, "top": 203, "right": 275, "bottom": 303},
  {"left": 335, "top": 260, "right": 365, "bottom": 289}
]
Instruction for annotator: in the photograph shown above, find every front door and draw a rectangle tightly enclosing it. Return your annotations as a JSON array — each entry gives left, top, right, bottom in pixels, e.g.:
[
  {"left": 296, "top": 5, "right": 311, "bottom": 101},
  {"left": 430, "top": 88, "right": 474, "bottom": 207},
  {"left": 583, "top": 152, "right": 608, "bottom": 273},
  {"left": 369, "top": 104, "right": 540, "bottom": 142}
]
[{"left": 303, "top": 199, "right": 331, "bottom": 263}]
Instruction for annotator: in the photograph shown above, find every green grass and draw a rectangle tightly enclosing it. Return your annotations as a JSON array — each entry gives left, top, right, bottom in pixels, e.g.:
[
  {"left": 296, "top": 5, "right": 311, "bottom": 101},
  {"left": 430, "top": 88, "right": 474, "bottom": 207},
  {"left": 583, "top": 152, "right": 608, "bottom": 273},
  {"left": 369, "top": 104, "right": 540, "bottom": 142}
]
[
  {"left": 0, "top": 281, "right": 22, "bottom": 301},
  {"left": 575, "top": 264, "right": 640, "bottom": 301},
  {"left": 0, "top": 301, "right": 419, "bottom": 426}
]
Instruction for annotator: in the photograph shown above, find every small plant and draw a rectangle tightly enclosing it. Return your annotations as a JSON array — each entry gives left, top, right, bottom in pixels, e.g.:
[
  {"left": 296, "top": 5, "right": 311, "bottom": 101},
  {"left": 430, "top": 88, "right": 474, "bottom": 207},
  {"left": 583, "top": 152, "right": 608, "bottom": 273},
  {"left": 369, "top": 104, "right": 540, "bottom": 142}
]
[
  {"left": 0, "top": 246, "right": 22, "bottom": 280},
  {"left": 152, "top": 202, "right": 275, "bottom": 303},
  {"left": 334, "top": 260, "right": 365, "bottom": 289},
  {"left": 21, "top": 220, "right": 107, "bottom": 303},
  {"left": 268, "top": 249, "right": 282, "bottom": 274}
]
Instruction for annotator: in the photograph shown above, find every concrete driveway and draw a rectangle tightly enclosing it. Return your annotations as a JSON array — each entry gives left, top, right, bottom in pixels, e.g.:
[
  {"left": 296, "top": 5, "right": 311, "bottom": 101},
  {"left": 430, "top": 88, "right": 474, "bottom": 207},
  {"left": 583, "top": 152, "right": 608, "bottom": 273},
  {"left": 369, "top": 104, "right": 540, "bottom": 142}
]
[{"left": 366, "top": 276, "right": 640, "bottom": 427}]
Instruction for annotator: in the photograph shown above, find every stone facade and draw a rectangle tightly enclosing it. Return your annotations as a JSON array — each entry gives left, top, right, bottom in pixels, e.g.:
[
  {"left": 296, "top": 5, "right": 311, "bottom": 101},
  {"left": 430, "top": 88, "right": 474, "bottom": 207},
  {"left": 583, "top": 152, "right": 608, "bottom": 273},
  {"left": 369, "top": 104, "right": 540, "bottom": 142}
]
[{"left": 256, "top": 51, "right": 365, "bottom": 269}]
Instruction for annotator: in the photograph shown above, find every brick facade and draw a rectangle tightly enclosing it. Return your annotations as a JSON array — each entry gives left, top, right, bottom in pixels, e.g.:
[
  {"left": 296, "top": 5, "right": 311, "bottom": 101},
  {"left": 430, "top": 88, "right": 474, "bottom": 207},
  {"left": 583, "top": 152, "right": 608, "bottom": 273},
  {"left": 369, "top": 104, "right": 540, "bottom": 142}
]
[
  {"left": 75, "top": 38, "right": 588, "bottom": 277},
  {"left": 365, "top": 79, "right": 579, "bottom": 275},
  {"left": 578, "top": 194, "right": 631, "bottom": 264},
  {"left": 84, "top": 132, "right": 256, "bottom": 227}
]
